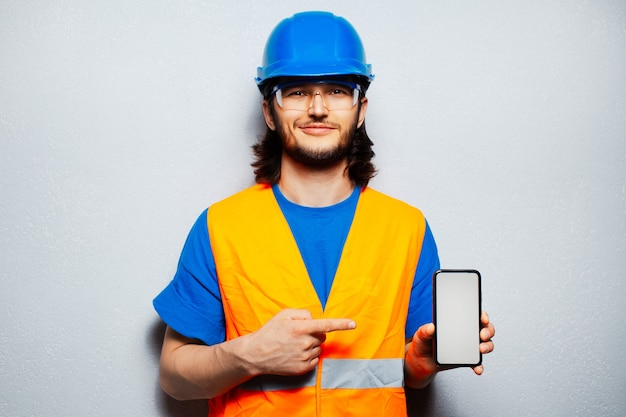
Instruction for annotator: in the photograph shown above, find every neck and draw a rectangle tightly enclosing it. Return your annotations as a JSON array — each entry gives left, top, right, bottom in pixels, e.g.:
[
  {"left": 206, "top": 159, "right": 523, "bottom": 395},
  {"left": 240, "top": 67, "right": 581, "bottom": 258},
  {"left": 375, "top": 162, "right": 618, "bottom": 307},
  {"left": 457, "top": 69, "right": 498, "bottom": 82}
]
[{"left": 278, "top": 156, "right": 354, "bottom": 207}]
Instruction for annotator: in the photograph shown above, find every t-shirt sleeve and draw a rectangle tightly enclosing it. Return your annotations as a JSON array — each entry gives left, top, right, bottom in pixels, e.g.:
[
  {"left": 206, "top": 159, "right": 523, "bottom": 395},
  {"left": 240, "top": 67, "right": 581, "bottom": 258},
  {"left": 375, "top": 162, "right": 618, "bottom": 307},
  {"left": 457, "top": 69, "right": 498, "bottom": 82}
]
[
  {"left": 153, "top": 209, "right": 226, "bottom": 346},
  {"left": 405, "top": 220, "right": 440, "bottom": 339}
]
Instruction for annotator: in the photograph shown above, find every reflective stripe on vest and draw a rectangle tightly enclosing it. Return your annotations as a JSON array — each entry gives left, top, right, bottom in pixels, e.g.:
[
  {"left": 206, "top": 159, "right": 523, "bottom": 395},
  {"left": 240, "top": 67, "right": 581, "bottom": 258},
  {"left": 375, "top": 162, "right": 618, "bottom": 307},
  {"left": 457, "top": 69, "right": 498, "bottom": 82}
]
[
  {"left": 240, "top": 358, "right": 403, "bottom": 391},
  {"left": 322, "top": 358, "right": 404, "bottom": 389}
]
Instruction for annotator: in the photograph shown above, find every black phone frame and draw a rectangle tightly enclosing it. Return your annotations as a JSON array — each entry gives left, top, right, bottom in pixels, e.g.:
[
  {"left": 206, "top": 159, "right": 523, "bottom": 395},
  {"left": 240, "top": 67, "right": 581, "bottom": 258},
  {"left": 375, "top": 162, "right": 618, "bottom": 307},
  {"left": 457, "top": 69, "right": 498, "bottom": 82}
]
[{"left": 432, "top": 268, "right": 483, "bottom": 367}]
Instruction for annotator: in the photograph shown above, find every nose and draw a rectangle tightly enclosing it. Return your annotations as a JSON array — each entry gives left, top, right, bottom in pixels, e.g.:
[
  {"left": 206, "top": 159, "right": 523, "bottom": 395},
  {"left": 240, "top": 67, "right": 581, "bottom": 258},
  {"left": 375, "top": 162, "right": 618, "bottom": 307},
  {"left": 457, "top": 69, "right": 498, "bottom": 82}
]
[{"left": 308, "top": 91, "right": 329, "bottom": 117}]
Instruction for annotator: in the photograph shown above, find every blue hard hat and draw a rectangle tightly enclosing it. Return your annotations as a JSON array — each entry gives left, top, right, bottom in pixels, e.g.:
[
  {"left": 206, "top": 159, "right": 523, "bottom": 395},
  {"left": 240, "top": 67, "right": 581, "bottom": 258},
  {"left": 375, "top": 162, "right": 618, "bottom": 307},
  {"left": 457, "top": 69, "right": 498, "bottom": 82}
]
[{"left": 256, "top": 11, "right": 374, "bottom": 92}]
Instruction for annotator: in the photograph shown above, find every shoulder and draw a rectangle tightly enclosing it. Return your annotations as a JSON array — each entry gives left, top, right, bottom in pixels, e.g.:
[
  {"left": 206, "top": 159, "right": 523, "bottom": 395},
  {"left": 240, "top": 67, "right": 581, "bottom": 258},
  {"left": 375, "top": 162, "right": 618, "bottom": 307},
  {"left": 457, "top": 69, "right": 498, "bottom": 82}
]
[
  {"left": 210, "top": 184, "right": 272, "bottom": 211},
  {"left": 360, "top": 187, "right": 425, "bottom": 219},
  {"left": 208, "top": 184, "right": 281, "bottom": 235}
]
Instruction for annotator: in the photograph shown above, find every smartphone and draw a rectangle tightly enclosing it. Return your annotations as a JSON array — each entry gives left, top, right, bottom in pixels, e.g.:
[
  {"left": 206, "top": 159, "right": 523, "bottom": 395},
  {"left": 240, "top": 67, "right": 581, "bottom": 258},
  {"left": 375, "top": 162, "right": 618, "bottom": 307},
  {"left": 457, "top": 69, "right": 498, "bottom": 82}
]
[{"left": 433, "top": 269, "right": 482, "bottom": 367}]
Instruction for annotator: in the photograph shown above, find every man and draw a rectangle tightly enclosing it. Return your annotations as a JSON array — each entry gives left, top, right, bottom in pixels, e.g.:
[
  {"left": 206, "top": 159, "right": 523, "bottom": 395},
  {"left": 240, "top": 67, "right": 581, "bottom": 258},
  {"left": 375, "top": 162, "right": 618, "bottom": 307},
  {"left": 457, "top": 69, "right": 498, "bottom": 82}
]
[{"left": 154, "top": 11, "right": 495, "bottom": 416}]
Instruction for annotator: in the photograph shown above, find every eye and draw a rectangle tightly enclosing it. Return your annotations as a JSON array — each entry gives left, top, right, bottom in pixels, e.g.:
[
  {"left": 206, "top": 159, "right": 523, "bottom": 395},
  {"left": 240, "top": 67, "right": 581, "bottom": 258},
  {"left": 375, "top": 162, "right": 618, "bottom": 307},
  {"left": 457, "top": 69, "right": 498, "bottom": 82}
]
[
  {"left": 328, "top": 87, "right": 351, "bottom": 96},
  {"left": 328, "top": 86, "right": 352, "bottom": 97},
  {"left": 282, "top": 87, "right": 308, "bottom": 97}
]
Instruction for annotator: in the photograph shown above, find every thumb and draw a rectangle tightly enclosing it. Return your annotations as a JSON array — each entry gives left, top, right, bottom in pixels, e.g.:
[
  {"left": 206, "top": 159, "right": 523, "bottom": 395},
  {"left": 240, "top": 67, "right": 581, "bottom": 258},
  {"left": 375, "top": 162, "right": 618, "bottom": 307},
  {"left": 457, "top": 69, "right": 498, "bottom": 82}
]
[
  {"left": 280, "top": 308, "right": 314, "bottom": 320},
  {"left": 411, "top": 323, "right": 435, "bottom": 357},
  {"left": 415, "top": 323, "right": 435, "bottom": 342}
]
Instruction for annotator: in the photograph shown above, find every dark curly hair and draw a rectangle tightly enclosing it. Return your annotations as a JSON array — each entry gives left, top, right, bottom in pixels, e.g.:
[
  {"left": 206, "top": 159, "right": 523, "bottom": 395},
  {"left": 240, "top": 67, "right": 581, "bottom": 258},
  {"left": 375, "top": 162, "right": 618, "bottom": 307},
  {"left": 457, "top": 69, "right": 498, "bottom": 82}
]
[{"left": 251, "top": 98, "right": 377, "bottom": 187}]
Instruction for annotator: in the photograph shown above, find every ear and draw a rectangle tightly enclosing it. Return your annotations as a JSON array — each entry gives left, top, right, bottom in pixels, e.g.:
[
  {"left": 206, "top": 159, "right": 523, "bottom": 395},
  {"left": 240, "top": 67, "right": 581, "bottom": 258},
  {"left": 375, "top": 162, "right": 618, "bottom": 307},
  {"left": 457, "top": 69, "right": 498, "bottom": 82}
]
[
  {"left": 357, "top": 97, "right": 368, "bottom": 128},
  {"left": 262, "top": 100, "right": 276, "bottom": 131}
]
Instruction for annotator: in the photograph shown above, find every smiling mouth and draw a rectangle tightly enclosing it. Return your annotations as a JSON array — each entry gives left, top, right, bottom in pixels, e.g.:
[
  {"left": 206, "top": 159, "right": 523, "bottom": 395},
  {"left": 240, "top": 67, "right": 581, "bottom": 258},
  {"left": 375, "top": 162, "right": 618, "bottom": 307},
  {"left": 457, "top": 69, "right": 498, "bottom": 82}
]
[{"left": 299, "top": 123, "right": 337, "bottom": 135}]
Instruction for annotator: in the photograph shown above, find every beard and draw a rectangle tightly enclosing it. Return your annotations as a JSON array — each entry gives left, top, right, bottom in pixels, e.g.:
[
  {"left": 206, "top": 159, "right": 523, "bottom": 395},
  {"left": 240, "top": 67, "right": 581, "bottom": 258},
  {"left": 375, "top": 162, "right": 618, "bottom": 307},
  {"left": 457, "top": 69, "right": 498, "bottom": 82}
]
[{"left": 276, "top": 116, "right": 359, "bottom": 169}]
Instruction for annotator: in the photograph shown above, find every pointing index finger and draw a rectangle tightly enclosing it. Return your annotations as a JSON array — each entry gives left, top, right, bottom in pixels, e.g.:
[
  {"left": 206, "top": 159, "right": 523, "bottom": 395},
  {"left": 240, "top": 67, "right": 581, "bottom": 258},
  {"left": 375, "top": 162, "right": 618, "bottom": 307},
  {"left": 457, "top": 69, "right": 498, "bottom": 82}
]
[{"left": 308, "top": 318, "right": 357, "bottom": 334}]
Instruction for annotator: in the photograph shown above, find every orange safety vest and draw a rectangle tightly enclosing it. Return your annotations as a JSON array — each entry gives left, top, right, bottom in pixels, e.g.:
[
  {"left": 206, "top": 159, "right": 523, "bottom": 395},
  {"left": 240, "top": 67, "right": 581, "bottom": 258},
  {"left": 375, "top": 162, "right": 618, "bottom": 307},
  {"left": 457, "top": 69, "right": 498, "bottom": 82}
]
[{"left": 207, "top": 184, "right": 426, "bottom": 417}]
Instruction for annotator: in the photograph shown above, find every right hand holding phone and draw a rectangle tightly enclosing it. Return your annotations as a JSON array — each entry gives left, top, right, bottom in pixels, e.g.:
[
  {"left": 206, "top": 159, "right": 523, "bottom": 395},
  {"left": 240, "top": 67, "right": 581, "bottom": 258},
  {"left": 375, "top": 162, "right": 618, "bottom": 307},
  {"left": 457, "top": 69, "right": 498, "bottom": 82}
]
[{"left": 404, "top": 311, "right": 496, "bottom": 388}]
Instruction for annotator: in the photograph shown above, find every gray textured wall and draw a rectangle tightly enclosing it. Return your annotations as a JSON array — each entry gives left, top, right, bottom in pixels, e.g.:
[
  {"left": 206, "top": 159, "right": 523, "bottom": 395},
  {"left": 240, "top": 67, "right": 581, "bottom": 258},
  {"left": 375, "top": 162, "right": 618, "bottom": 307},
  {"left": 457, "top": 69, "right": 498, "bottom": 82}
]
[{"left": 1, "top": 1, "right": 625, "bottom": 416}]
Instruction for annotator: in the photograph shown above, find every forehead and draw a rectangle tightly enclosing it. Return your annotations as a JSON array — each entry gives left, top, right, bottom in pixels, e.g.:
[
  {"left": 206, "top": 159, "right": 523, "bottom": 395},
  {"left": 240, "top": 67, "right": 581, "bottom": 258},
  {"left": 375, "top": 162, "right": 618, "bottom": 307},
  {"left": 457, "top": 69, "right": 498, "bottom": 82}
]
[{"left": 279, "top": 79, "right": 357, "bottom": 89}]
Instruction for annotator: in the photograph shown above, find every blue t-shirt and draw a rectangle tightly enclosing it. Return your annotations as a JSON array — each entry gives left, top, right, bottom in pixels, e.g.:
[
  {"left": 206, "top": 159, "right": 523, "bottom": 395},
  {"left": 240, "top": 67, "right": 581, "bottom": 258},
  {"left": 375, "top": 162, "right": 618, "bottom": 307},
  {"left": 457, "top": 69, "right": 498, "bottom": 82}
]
[{"left": 153, "top": 185, "right": 440, "bottom": 346}]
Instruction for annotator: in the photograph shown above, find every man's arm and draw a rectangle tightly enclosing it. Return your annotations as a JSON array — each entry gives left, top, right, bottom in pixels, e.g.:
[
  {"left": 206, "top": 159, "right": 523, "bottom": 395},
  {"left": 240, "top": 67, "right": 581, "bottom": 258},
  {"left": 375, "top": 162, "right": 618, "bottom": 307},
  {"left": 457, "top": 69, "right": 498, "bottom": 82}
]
[
  {"left": 158, "top": 309, "right": 356, "bottom": 401},
  {"left": 404, "top": 311, "right": 496, "bottom": 389},
  {"left": 159, "top": 326, "right": 255, "bottom": 400}
]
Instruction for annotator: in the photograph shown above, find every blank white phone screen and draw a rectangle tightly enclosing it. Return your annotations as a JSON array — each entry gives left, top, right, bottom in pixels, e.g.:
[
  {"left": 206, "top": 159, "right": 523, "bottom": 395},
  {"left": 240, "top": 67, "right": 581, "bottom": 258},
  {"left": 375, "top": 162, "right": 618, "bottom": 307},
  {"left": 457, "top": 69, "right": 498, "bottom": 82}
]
[{"left": 434, "top": 270, "right": 481, "bottom": 365}]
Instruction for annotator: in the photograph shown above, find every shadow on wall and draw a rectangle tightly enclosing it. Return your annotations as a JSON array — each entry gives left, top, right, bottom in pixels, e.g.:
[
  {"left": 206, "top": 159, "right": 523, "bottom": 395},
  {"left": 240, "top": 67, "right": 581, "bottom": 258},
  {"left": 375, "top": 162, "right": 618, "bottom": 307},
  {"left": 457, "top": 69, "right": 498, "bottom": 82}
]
[
  {"left": 149, "top": 319, "right": 434, "bottom": 416},
  {"left": 149, "top": 319, "right": 209, "bottom": 417}
]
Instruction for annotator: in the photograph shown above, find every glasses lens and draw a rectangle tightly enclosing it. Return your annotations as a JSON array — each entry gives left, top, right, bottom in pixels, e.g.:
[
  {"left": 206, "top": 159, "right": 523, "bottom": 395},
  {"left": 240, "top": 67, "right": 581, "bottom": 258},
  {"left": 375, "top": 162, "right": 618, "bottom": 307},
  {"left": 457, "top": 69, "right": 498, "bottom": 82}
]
[{"left": 274, "top": 82, "right": 360, "bottom": 111}]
